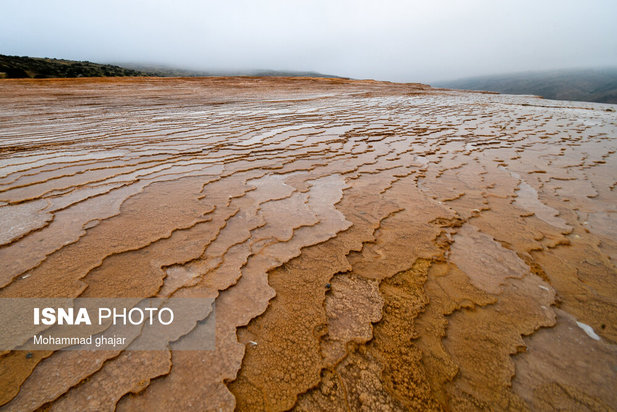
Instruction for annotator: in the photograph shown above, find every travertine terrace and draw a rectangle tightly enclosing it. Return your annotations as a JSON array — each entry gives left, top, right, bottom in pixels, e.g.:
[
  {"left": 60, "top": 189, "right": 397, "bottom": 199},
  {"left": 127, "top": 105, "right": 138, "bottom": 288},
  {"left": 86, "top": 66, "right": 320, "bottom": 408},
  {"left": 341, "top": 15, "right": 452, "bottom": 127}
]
[{"left": 1, "top": 77, "right": 616, "bottom": 411}]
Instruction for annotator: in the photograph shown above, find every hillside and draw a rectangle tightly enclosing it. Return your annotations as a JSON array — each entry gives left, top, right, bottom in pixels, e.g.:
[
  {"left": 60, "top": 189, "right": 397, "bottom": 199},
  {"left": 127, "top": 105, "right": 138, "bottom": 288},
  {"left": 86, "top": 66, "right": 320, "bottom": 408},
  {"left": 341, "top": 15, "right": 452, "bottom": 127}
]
[
  {"left": 0, "top": 54, "right": 344, "bottom": 80},
  {"left": 118, "top": 63, "right": 346, "bottom": 79},
  {"left": 0, "top": 54, "right": 152, "bottom": 78},
  {"left": 435, "top": 68, "right": 617, "bottom": 104}
]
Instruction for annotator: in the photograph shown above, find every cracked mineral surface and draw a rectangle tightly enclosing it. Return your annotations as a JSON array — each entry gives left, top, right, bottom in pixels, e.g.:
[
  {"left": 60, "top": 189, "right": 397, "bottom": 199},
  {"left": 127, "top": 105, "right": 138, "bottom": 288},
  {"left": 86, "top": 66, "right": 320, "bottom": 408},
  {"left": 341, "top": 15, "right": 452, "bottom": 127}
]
[{"left": 0, "top": 77, "right": 616, "bottom": 411}]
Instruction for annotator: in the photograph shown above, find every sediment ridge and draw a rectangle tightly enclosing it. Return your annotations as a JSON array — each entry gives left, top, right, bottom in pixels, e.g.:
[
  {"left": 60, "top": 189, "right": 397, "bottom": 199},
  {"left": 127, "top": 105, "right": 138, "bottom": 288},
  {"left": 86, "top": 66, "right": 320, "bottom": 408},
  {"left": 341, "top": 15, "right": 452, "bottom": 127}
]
[{"left": 0, "top": 77, "right": 616, "bottom": 411}]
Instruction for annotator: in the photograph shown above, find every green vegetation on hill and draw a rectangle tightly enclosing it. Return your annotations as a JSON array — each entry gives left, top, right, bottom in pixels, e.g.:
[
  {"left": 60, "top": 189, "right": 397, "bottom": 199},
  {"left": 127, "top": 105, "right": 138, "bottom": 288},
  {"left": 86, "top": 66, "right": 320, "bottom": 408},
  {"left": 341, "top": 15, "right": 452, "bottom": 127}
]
[
  {"left": 435, "top": 68, "right": 617, "bottom": 104},
  {"left": 0, "top": 54, "right": 152, "bottom": 78},
  {"left": 0, "top": 54, "right": 345, "bottom": 80}
]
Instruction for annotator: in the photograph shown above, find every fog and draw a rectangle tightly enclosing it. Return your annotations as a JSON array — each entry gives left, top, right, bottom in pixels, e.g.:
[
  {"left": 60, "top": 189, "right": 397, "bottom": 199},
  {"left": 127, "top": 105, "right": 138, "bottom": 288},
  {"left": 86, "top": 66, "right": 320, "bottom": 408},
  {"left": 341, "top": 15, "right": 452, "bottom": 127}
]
[{"left": 1, "top": 0, "right": 616, "bottom": 83}]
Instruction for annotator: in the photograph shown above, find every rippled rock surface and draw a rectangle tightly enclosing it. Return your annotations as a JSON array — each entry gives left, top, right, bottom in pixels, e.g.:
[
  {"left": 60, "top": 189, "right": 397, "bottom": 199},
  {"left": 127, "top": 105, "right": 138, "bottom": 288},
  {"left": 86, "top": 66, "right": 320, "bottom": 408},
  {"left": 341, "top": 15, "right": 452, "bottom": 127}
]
[{"left": 1, "top": 77, "right": 616, "bottom": 411}]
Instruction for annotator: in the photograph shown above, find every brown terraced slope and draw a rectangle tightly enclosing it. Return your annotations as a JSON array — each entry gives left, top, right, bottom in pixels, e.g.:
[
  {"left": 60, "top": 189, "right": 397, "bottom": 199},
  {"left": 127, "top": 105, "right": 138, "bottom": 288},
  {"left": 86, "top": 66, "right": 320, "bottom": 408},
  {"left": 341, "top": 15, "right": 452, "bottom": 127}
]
[{"left": 0, "top": 77, "right": 616, "bottom": 411}]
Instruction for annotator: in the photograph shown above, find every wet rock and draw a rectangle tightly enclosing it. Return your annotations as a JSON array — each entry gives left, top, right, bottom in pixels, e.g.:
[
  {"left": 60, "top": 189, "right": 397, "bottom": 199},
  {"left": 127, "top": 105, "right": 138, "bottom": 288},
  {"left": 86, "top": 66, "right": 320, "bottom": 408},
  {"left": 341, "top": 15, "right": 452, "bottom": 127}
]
[{"left": 0, "top": 77, "right": 615, "bottom": 411}]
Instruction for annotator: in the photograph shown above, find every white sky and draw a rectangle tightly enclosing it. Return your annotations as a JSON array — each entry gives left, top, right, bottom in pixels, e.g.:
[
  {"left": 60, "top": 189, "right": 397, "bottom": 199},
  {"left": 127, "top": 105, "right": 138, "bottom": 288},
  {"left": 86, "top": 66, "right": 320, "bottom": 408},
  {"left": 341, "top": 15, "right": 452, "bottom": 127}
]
[{"left": 1, "top": 0, "right": 616, "bottom": 83}]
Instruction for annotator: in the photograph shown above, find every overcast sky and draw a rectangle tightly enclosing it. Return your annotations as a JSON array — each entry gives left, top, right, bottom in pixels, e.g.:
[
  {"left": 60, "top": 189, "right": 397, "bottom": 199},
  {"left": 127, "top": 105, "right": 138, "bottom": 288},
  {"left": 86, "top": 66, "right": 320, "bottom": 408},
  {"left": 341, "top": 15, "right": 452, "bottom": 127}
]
[{"left": 1, "top": 0, "right": 616, "bottom": 83}]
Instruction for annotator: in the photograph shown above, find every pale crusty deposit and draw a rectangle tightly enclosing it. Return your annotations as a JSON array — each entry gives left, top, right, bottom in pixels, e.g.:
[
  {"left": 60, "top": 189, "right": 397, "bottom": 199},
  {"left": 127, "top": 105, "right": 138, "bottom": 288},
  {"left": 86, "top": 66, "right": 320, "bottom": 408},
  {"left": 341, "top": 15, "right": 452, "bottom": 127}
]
[{"left": 0, "top": 77, "right": 616, "bottom": 411}]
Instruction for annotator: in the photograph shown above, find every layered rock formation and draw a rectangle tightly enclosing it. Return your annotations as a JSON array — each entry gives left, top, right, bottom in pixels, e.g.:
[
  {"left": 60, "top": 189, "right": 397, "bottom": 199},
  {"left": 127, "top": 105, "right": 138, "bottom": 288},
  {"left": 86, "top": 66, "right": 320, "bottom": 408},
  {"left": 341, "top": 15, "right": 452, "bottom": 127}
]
[{"left": 0, "top": 77, "right": 616, "bottom": 411}]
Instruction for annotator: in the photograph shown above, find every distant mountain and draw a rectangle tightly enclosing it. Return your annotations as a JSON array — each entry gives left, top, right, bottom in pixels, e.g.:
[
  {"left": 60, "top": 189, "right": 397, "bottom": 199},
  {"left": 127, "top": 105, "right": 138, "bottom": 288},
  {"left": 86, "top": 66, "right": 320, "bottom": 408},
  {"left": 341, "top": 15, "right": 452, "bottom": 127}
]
[
  {"left": 119, "top": 63, "right": 346, "bottom": 79},
  {"left": 0, "top": 54, "right": 152, "bottom": 78},
  {"left": 0, "top": 54, "right": 345, "bottom": 80},
  {"left": 435, "top": 68, "right": 617, "bottom": 104}
]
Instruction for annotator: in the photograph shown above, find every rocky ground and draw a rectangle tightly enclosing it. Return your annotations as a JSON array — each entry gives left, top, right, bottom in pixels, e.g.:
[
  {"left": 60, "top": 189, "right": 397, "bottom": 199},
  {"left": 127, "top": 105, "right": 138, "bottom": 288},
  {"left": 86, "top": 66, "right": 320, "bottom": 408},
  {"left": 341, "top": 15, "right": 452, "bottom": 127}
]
[{"left": 0, "top": 77, "right": 616, "bottom": 411}]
